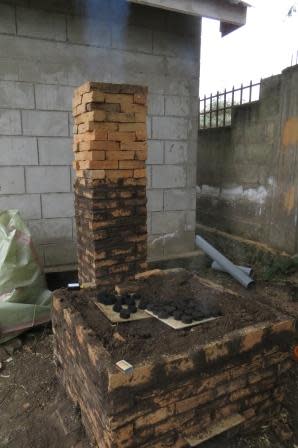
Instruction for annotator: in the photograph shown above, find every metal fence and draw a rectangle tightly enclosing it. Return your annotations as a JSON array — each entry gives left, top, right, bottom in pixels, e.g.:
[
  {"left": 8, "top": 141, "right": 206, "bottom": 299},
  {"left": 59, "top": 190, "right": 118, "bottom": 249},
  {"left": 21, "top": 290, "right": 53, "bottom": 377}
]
[
  {"left": 291, "top": 51, "right": 298, "bottom": 66},
  {"left": 199, "top": 81, "right": 261, "bottom": 129}
]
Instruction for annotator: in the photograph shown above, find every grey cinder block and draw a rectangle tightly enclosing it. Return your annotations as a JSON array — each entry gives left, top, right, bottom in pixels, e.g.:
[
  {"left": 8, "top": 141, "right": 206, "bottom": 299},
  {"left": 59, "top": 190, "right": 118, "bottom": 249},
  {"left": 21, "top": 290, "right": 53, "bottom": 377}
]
[
  {"left": 164, "top": 141, "right": 188, "bottom": 164},
  {"left": 22, "top": 110, "right": 69, "bottom": 136},
  {"left": 0, "top": 137, "right": 37, "bottom": 165},
  {"left": 164, "top": 188, "right": 196, "bottom": 211},
  {"left": 67, "top": 16, "right": 111, "bottom": 47},
  {"left": 147, "top": 140, "right": 164, "bottom": 164},
  {"left": 43, "top": 241, "right": 77, "bottom": 266},
  {"left": 152, "top": 165, "right": 186, "bottom": 189},
  {"left": 165, "top": 96, "right": 190, "bottom": 117},
  {"left": 0, "top": 110, "right": 21, "bottom": 135},
  {"left": 147, "top": 189, "right": 163, "bottom": 212},
  {"left": 41, "top": 192, "right": 74, "bottom": 218},
  {"left": 152, "top": 116, "right": 188, "bottom": 140},
  {"left": 26, "top": 166, "right": 70, "bottom": 193},
  {"left": 28, "top": 217, "right": 73, "bottom": 243},
  {"left": 16, "top": 7, "right": 66, "bottom": 41},
  {"left": 0, "top": 194, "right": 41, "bottom": 219},
  {"left": 0, "top": 167, "right": 25, "bottom": 194},
  {"left": 0, "top": 4, "right": 16, "bottom": 34},
  {"left": 151, "top": 210, "right": 186, "bottom": 234},
  {"left": 0, "top": 81, "right": 34, "bottom": 109},
  {"left": 38, "top": 137, "right": 72, "bottom": 165},
  {"left": 35, "top": 84, "right": 74, "bottom": 111}
]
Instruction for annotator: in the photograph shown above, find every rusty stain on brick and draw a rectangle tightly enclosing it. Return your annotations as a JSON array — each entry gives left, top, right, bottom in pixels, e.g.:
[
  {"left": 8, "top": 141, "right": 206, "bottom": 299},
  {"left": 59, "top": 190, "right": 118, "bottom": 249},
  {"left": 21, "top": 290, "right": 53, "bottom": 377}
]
[
  {"left": 282, "top": 117, "right": 298, "bottom": 148},
  {"left": 283, "top": 186, "right": 296, "bottom": 214}
]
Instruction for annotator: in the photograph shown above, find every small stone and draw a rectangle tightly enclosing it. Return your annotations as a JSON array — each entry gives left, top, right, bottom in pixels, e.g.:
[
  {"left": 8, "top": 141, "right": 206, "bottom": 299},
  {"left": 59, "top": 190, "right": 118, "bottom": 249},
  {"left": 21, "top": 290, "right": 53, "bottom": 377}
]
[
  {"left": 120, "top": 309, "right": 130, "bottom": 319},
  {"left": 126, "top": 297, "right": 135, "bottom": 306},
  {"left": 113, "top": 332, "right": 125, "bottom": 343},
  {"left": 158, "top": 310, "right": 170, "bottom": 319},
  {"left": 138, "top": 300, "right": 148, "bottom": 310},
  {"left": 116, "top": 360, "right": 133, "bottom": 374},
  {"left": 181, "top": 315, "right": 192, "bottom": 324},
  {"left": 113, "top": 303, "right": 122, "bottom": 313},
  {"left": 151, "top": 306, "right": 160, "bottom": 315},
  {"left": 4, "top": 338, "right": 22, "bottom": 356},
  {"left": 103, "top": 293, "right": 116, "bottom": 305},
  {"left": 99, "top": 294, "right": 110, "bottom": 305},
  {"left": 128, "top": 304, "right": 137, "bottom": 314},
  {"left": 123, "top": 294, "right": 132, "bottom": 305},
  {"left": 173, "top": 311, "right": 182, "bottom": 321},
  {"left": 109, "top": 294, "right": 117, "bottom": 305},
  {"left": 0, "top": 347, "right": 6, "bottom": 362},
  {"left": 120, "top": 295, "right": 127, "bottom": 305},
  {"left": 193, "top": 313, "right": 204, "bottom": 321},
  {"left": 165, "top": 306, "right": 176, "bottom": 314}
]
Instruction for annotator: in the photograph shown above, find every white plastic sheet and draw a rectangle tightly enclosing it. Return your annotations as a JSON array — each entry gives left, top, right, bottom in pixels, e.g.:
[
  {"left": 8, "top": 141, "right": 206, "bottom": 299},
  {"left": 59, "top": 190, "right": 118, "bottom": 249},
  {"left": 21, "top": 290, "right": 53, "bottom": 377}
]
[{"left": 0, "top": 210, "right": 52, "bottom": 343}]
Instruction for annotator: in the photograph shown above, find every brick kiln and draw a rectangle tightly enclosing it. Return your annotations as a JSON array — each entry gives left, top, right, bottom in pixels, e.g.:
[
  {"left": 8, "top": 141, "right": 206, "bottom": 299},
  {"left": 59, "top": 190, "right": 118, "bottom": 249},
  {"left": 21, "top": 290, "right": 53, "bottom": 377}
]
[
  {"left": 52, "top": 82, "right": 295, "bottom": 448},
  {"left": 72, "top": 81, "right": 148, "bottom": 287}
]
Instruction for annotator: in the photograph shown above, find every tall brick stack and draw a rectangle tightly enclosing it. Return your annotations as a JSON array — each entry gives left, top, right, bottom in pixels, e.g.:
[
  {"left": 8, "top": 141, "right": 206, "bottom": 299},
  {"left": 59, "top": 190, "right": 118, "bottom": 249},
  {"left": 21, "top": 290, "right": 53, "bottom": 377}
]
[{"left": 72, "top": 82, "right": 148, "bottom": 287}]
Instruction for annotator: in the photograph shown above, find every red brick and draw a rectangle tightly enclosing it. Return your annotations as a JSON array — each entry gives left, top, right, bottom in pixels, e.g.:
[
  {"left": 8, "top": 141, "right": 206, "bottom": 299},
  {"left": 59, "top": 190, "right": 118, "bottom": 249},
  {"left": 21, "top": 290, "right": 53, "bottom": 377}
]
[
  {"left": 78, "top": 141, "right": 120, "bottom": 151},
  {"left": 78, "top": 122, "right": 118, "bottom": 133},
  {"left": 73, "top": 103, "right": 87, "bottom": 117},
  {"left": 121, "top": 142, "right": 147, "bottom": 151},
  {"left": 72, "top": 94, "right": 82, "bottom": 109},
  {"left": 136, "top": 129, "right": 147, "bottom": 141},
  {"left": 75, "top": 160, "right": 118, "bottom": 170},
  {"left": 135, "top": 111, "right": 147, "bottom": 123},
  {"left": 119, "top": 160, "right": 145, "bottom": 169},
  {"left": 134, "top": 150, "right": 147, "bottom": 160},
  {"left": 105, "top": 169, "right": 133, "bottom": 180},
  {"left": 104, "top": 93, "right": 133, "bottom": 104},
  {"left": 121, "top": 102, "right": 146, "bottom": 113},
  {"left": 108, "top": 131, "right": 136, "bottom": 142},
  {"left": 106, "top": 151, "right": 135, "bottom": 161},
  {"left": 74, "top": 151, "right": 106, "bottom": 161},
  {"left": 119, "top": 123, "right": 146, "bottom": 132},
  {"left": 74, "top": 110, "right": 106, "bottom": 124},
  {"left": 74, "top": 131, "right": 108, "bottom": 143},
  {"left": 134, "top": 169, "right": 146, "bottom": 178},
  {"left": 82, "top": 90, "right": 105, "bottom": 104},
  {"left": 76, "top": 169, "right": 105, "bottom": 179},
  {"left": 134, "top": 93, "right": 147, "bottom": 105},
  {"left": 74, "top": 81, "right": 92, "bottom": 96},
  {"left": 106, "top": 112, "right": 135, "bottom": 122}
]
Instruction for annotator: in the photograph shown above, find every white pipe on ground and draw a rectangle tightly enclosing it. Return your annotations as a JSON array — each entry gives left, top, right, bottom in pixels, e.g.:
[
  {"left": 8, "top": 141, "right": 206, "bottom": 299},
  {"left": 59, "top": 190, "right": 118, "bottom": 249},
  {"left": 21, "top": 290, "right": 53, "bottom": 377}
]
[
  {"left": 195, "top": 235, "right": 255, "bottom": 289},
  {"left": 211, "top": 261, "right": 253, "bottom": 277}
]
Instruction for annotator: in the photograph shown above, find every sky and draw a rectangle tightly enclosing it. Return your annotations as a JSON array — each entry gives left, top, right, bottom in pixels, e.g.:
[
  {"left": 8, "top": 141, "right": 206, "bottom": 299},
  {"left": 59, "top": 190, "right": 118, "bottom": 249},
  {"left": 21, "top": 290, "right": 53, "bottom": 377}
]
[{"left": 200, "top": 0, "right": 298, "bottom": 95}]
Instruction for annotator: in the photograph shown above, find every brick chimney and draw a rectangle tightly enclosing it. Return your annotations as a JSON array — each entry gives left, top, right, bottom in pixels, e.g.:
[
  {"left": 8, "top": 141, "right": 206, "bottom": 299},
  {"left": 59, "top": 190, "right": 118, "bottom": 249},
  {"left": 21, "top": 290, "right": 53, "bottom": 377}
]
[{"left": 72, "top": 82, "right": 148, "bottom": 287}]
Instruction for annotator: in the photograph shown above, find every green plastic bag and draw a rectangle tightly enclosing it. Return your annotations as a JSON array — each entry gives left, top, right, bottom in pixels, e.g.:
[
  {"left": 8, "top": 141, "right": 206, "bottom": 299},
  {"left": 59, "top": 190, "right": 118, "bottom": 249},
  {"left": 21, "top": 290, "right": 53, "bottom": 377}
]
[{"left": 0, "top": 210, "right": 52, "bottom": 343}]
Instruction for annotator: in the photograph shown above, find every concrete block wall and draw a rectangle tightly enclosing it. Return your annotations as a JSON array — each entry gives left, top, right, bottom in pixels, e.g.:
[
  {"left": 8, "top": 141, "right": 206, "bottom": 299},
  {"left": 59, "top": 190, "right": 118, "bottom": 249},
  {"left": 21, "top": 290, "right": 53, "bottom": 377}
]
[
  {"left": 197, "top": 67, "right": 298, "bottom": 255},
  {"left": 0, "top": 0, "right": 201, "bottom": 269}
]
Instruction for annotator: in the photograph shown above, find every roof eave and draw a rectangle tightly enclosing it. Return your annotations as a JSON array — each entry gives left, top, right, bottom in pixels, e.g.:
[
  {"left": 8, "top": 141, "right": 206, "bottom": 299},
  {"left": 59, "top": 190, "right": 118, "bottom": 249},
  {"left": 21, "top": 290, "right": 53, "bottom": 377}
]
[{"left": 128, "top": 0, "right": 248, "bottom": 33}]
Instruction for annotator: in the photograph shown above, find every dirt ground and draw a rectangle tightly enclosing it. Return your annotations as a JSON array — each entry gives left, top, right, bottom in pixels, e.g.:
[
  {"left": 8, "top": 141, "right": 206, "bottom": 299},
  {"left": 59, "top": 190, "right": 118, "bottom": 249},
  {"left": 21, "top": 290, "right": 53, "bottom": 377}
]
[{"left": 0, "top": 270, "right": 297, "bottom": 448}]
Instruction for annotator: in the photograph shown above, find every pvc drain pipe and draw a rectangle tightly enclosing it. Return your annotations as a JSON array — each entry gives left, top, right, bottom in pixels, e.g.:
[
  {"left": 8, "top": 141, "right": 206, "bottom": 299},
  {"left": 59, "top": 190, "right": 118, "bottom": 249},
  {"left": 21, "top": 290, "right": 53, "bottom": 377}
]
[
  {"left": 211, "top": 261, "right": 253, "bottom": 277},
  {"left": 195, "top": 235, "right": 255, "bottom": 289}
]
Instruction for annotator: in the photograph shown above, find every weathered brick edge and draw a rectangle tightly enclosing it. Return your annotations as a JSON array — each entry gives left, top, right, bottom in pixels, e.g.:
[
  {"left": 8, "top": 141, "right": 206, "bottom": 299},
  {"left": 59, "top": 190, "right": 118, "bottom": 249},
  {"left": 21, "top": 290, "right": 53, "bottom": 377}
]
[
  {"left": 72, "top": 82, "right": 148, "bottom": 287},
  {"left": 52, "top": 290, "right": 295, "bottom": 448}
]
